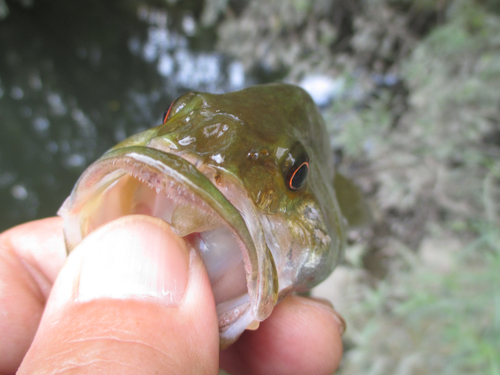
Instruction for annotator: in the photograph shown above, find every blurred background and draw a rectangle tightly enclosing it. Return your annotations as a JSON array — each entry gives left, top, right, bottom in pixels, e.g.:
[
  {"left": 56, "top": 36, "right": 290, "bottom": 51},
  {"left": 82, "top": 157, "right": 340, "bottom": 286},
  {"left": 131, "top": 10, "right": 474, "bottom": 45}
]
[{"left": 1, "top": 0, "right": 499, "bottom": 373}]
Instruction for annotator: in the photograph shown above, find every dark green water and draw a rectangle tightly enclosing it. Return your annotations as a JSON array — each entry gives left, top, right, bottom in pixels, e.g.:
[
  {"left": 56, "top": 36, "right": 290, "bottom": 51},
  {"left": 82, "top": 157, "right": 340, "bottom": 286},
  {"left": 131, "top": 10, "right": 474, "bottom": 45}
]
[{"left": 0, "top": 0, "right": 248, "bottom": 231}]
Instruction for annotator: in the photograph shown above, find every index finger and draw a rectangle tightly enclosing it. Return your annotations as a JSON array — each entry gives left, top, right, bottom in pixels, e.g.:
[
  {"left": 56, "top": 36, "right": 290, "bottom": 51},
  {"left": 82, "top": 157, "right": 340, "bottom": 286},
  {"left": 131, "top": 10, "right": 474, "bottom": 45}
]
[
  {"left": 0, "top": 217, "right": 67, "bottom": 374},
  {"left": 220, "top": 295, "right": 344, "bottom": 375}
]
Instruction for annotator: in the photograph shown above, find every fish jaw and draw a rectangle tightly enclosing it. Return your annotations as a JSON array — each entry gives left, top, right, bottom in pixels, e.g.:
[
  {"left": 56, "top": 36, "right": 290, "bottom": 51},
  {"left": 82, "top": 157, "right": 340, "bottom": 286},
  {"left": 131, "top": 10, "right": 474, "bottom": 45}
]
[{"left": 58, "top": 145, "right": 278, "bottom": 347}]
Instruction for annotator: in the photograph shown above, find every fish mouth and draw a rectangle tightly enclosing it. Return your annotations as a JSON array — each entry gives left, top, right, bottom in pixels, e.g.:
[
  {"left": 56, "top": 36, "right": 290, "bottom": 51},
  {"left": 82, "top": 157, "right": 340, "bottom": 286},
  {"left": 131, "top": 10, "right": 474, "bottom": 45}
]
[{"left": 58, "top": 146, "right": 277, "bottom": 345}]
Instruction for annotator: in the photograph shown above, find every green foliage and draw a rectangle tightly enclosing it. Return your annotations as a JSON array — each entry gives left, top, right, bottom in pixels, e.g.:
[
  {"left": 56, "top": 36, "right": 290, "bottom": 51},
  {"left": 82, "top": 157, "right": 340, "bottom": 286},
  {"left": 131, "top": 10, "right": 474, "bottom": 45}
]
[
  {"left": 212, "top": 0, "right": 354, "bottom": 77},
  {"left": 320, "top": 1, "right": 500, "bottom": 373},
  {"left": 339, "top": 220, "right": 500, "bottom": 375},
  {"left": 330, "top": 0, "right": 500, "bottom": 220}
]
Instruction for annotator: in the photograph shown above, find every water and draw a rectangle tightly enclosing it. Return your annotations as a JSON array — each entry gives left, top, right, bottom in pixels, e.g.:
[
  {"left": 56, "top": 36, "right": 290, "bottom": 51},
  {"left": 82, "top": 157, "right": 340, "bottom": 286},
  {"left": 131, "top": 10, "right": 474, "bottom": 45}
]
[{"left": 0, "top": 0, "right": 247, "bottom": 231}]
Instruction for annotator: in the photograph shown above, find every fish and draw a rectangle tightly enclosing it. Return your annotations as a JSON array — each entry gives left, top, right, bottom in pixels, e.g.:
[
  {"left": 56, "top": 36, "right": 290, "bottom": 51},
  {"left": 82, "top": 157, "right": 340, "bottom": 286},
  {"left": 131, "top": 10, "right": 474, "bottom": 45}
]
[{"left": 58, "top": 83, "right": 365, "bottom": 347}]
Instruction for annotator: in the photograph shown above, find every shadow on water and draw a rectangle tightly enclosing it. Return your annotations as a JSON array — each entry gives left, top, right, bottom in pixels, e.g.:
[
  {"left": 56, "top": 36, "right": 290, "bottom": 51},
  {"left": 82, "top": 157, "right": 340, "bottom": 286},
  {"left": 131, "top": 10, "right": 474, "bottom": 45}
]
[{"left": 0, "top": 0, "right": 247, "bottom": 231}]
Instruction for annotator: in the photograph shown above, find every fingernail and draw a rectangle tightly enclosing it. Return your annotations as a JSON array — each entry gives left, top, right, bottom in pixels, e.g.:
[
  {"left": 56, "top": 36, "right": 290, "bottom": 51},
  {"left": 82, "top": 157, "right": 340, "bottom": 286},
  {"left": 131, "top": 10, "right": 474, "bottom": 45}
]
[
  {"left": 301, "top": 297, "right": 347, "bottom": 336},
  {"left": 75, "top": 215, "right": 189, "bottom": 305},
  {"left": 331, "top": 309, "right": 346, "bottom": 336}
]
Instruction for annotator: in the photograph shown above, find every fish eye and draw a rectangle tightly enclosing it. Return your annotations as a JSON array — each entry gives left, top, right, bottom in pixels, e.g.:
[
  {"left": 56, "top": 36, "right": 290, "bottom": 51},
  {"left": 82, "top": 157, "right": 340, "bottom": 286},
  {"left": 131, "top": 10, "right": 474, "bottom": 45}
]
[
  {"left": 162, "top": 101, "right": 174, "bottom": 123},
  {"left": 283, "top": 142, "right": 310, "bottom": 191},
  {"left": 288, "top": 160, "right": 309, "bottom": 190},
  {"left": 161, "top": 92, "right": 197, "bottom": 125}
]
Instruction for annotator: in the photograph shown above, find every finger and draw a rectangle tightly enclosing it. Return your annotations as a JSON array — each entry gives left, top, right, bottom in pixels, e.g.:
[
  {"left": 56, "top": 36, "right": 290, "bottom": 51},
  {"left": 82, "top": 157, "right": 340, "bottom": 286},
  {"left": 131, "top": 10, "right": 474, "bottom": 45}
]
[
  {"left": 18, "top": 215, "right": 219, "bottom": 374},
  {"left": 0, "top": 217, "right": 67, "bottom": 374},
  {"left": 220, "top": 295, "right": 344, "bottom": 375}
]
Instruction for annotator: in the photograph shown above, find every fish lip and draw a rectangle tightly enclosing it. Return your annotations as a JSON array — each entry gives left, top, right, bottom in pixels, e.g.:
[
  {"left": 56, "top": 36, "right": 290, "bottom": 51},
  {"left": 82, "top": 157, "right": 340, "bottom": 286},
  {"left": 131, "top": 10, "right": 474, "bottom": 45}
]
[{"left": 59, "top": 145, "right": 278, "bottom": 344}]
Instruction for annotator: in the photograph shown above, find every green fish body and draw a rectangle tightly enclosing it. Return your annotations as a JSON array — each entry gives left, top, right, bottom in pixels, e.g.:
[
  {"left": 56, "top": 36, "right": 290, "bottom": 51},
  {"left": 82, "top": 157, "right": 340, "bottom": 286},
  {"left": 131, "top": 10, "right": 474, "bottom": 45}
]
[{"left": 59, "top": 83, "right": 352, "bottom": 346}]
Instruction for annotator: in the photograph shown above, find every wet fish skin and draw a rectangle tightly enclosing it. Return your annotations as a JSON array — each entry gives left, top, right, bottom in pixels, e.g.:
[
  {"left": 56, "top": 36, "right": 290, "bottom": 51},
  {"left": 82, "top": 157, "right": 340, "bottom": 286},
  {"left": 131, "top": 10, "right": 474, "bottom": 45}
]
[{"left": 59, "top": 83, "right": 351, "bottom": 346}]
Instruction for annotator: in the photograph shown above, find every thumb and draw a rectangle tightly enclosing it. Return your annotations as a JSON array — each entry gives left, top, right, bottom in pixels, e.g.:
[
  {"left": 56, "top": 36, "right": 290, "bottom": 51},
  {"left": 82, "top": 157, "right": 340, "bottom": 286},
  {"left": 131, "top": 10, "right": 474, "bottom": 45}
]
[{"left": 18, "top": 215, "right": 219, "bottom": 374}]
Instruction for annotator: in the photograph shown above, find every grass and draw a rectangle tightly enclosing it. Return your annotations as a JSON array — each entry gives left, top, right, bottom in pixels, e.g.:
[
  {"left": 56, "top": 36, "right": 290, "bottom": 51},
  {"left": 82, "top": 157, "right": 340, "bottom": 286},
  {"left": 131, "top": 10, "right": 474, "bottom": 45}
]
[{"left": 336, "top": 216, "right": 500, "bottom": 374}]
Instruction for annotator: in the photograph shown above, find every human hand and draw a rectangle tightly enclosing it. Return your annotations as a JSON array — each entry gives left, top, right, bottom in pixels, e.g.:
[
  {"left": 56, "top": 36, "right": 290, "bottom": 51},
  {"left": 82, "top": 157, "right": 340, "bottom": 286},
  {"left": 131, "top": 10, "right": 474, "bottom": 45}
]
[{"left": 0, "top": 215, "right": 344, "bottom": 374}]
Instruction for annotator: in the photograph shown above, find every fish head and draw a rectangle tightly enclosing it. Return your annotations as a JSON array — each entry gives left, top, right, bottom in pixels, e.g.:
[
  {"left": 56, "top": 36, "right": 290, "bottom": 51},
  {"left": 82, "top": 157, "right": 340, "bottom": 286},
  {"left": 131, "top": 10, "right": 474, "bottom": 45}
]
[{"left": 58, "top": 83, "right": 346, "bottom": 346}]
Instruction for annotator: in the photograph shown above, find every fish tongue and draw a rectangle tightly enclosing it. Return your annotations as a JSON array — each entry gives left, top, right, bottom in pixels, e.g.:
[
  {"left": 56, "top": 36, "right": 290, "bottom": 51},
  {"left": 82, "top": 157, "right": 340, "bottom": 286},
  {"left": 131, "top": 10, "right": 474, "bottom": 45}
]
[
  {"left": 197, "top": 227, "right": 248, "bottom": 305},
  {"left": 170, "top": 204, "right": 221, "bottom": 236},
  {"left": 171, "top": 203, "right": 250, "bottom": 321}
]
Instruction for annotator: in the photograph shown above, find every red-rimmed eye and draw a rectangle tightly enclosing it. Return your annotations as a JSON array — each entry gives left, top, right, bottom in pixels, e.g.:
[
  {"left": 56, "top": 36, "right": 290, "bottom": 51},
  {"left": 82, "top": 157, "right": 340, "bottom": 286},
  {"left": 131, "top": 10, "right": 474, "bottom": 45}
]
[
  {"left": 288, "top": 161, "right": 309, "bottom": 190},
  {"left": 162, "top": 101, "right": 174, "bottom": 123},
  {"left": 282, "top": 142, "right": 310, "bottom": 191}
]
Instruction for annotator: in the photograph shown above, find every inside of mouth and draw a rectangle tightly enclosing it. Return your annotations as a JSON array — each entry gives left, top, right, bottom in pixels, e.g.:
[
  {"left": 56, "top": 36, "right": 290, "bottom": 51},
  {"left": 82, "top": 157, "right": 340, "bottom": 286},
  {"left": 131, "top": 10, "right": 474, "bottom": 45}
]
[{"left": 77, "top": 172, "right": 252, "bottom": 331}]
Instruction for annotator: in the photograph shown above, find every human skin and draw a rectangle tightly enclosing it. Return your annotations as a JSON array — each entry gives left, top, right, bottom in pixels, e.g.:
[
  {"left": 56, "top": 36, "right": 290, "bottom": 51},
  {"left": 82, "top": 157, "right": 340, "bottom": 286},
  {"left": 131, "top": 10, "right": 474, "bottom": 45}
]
[{"left": 0, "top": 215, "right": 343, "bottom": 374}]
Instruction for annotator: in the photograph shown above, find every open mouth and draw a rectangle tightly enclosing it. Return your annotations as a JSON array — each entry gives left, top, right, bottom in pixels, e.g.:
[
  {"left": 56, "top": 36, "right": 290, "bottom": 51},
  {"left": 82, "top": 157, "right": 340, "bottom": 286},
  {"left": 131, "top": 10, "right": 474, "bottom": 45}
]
[{"left": 59, "top": 146, "right": 277, "bottom": 343}]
